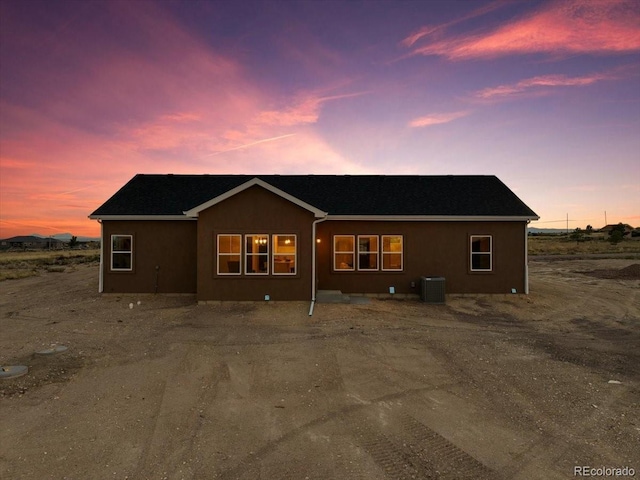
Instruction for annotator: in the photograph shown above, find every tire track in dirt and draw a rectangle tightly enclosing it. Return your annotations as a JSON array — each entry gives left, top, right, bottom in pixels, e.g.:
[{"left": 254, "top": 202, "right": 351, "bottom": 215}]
[
  {"left": 395, "top": 412, "right": 497, "bottom": 479},
  {"left": 131, "top": 345, "right": 230, "bottom": 479},
  {"left": 214, "top": 385, "right": 496, "bottom": 479}
]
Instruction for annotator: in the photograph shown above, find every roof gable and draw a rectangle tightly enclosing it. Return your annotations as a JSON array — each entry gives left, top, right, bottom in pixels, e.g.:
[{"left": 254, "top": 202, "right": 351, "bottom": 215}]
[{"left": 183, "top": 177, "right": 327, "bottom": 218}]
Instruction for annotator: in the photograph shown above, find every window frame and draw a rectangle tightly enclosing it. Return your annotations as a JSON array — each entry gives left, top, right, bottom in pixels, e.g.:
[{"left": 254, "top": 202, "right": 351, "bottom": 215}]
[
  {"left": 333, "top": 235, "right": 355, "bottom": 271},
  {"left": 470, "top": 235, "right": 493, "bottom": 272},
  {"left": 110, "top": 234, "right": 133, "bottom": 272},
  {"left": 357, "top": 235, "right": 379, "bottom": 271},
  {"left": 381, "top": 235, "right": 403, "bottom": 272},
  {"left": 272, "top": 234, "right": 297, "bottom": 276},
  {"left": 244, "top": 234, "right": 269, "bottom": 275},
  {"left": 217, "top": 234, "right": 242, "bottom": 276}
]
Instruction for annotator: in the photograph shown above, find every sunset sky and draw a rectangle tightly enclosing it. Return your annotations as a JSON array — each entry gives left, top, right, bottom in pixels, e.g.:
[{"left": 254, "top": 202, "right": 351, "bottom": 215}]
[{"left": 1, "top": 0, "right": 639, "bottom": 238}]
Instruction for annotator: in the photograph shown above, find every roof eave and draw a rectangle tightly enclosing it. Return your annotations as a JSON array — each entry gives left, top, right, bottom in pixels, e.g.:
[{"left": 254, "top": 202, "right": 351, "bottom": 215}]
[
  {"left": 326, "top": 215, "right": 540, "bottom": 221},
  {"left": 88, "top": 215, "right": 194, "bottom": 221}
]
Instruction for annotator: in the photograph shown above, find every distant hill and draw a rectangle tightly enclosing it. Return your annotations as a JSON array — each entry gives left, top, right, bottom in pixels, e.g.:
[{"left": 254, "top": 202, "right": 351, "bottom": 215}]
[
  {"left": 528, "top": 228, "right": 568, "bottom": 234},
  {"left": 30, "top": 233, "right": 100, "bottom": 243}
]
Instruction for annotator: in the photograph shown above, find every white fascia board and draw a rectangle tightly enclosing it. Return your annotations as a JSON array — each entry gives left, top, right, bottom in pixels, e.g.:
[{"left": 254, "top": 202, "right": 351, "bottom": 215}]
[
  {"left": 183, "top": 177, "right": 327, "bottom": 218},
  {"left": 88, "top": 215, "right": 194, "bottom": 221},
  {"left": 326, "top": 215, "right": 540, "bottom": 222}
]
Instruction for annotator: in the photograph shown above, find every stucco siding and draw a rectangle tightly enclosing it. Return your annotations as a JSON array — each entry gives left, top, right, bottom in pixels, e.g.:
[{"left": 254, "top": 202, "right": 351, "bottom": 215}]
[
  {"left": 316, "top": 220, "right": 527, "bottom": 295},
  {"left": 102, "top": 220, "right": 197, "bottom": 293},
  {"left": 196, "top": 185, "right": 315, "bottom": 301}
]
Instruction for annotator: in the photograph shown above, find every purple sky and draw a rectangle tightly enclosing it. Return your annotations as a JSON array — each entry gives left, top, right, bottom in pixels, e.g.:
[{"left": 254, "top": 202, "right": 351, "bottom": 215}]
[{"left": 1, "top": 0, "right": 639, "bottom": 237}]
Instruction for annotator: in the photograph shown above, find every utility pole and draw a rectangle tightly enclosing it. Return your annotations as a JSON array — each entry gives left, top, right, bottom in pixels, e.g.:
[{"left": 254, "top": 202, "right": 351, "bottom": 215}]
[
  {"left": 566, "top": 213, "right": 569, "bottom": 234},
  {"left": 604, "top": 211, "right": 607, "bottom": 226}
]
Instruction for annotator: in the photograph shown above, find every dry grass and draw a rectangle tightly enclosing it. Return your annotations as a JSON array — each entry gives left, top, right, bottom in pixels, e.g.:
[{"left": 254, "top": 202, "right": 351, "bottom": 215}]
[
  {"left": 528, "top": 235, "right": 640, "bottom": 256},
  {"left": 1, "top": 238, "right": 637, "bottom": 281},
  {"left": 0, "top": 249, "right": 100, "bottom": 281}
]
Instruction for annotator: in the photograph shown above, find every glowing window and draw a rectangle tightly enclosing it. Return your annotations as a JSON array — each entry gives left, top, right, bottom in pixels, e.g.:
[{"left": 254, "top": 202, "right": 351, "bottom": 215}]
[
  {"left": 381, "top": 235, "right": 403, "bottom": 271},
  {"left": 334, "top": 235, "right": 355, "bottom": 271},
  {"left": 217, "top": 234, "right": 241, "bottom": 275},
  {"left": 245, "top": 234, "right": 269, "bottom": 275},
  {"left": 272, "top": 234, "right": 296, "bottom": 275}
]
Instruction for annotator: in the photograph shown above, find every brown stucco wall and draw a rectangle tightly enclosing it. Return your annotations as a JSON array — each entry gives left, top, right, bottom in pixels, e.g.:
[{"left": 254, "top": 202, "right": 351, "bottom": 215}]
[
  {"left": 100, "top": 204, "right": 528, "bottom": 298},
  {"left": 315, "top": 220, "right": 527, "bottom": 295},
  {"left": 101, "top": 220, "right": 197, "bottom": 293},
  {"left": 196, "top": 186, "right": 315, "bottom": 301}
]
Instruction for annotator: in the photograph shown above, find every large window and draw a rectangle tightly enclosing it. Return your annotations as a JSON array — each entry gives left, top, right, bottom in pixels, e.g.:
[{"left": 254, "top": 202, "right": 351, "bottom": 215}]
[
  {"left": 470, "top": 235, "right": 492, "bottom": 271},
  {"left": 333, "top": 234, "right": 402, "bottom": 272},
  {"left": 334, "top": 235, "right": 355, "bottom": 271},
  {"left": 382, "top": 235, "right": 403, "bottom": 271},
  {"left": 245, "top": 234, "right": 269, "bottom": 275},
  {"left": 217, "top": 234, "right": 242, "bottom": 275},
  {"left": 273, "top": 234, "right": 296, "bottom": 275},
  {"left": 111, "top": 235, "right": 132, "bottom": 271},
  {"left": 216, "top": 233, "right": 297, "bottom": 276},
  {"left": 358, "top": 235, "right": 378, "bottom": 270}
]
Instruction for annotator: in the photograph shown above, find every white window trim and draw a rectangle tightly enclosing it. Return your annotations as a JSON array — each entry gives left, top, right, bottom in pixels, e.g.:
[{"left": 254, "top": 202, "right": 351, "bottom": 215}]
[
  {"left": 334, "top": 235, "right": 355, "bottom": 271},
  {"left": 245, "top": 234, "right": 269, "bottom": 275},
  {"left": 381, "top": 235, "right": 403, "bottom": 271},
  {"left": 217, "top": 234, "right": 242, "bottom": 276},
  {"left": 470, "top": 235, "right": 492, "bottom": 272},
  {"left": 357, "top": 235, "right": 379, "bottom": 271},
  {"left": 110, "top": 234, "right": 133, "bottom": 271},
  {"left": 272, "top": 234, "right": 297, "bottom": 276}
]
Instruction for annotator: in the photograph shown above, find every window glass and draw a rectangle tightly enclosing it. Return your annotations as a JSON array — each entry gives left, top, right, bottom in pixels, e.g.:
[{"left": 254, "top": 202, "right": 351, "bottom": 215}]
[
  {"left": 470, "top": 235, "right": 492, "bottom": 271},
  {"left": 358, "top": 235, "right": 378, "bottom": 270},
  {"left": 334, "top": 235, "right": 355, "bottom": 271},
  {"left": 217, "top": 234, "right": 241, "bottom": 274},
  {"left": 111, "top": 235, "right": 132, "bottom": 271},
  {"left": 245, "top": 234, "right": 269, "bottom": 274},
  {"left": 273, "top": 235, "right": 296, "bottom": 275},
  {"left": 381, "top": 235, "right": 403, "bottom": 271}
]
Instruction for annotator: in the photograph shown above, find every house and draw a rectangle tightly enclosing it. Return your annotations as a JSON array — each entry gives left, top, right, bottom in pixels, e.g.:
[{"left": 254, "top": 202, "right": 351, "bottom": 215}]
[
  {"left": 0, "top": 235, "right": 65, "bottom": 250},
  {"left": 89, "top": 174, "right": 539, "bottom": 304},
  {"left": 599, "top": 224, "right": 634, "bottom": 235}
]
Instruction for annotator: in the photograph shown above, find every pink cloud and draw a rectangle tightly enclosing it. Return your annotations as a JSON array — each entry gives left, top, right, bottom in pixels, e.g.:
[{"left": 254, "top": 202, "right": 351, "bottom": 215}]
[
  {"left": 475, "top": 72, "right": 614, "bottom": 100},
  {"left": 400, "top": 1, "right": 507, "bottom": 48},
  {"left": 408, "top": 111, "right": 470, "bottom": 128},
  {"left": 0, "top": 4, "right": 370, "bottom": 238},
  {"left": 255, "top": 91, "right": 369, "bottom": 127},
  {"left": 406, "top": 0, "right": 640, "bottom": 59}
]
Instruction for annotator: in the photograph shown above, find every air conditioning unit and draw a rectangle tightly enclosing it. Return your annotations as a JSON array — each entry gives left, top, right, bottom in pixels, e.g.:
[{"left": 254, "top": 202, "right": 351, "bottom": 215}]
[{"left": 420, "top": 277, "right": 446, "bottom": 304}]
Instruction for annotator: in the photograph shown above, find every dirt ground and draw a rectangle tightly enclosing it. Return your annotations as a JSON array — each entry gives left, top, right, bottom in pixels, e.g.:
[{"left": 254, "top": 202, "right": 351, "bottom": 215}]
[{"left": 1, "top": 258, "right": 638, "bottom": 479}]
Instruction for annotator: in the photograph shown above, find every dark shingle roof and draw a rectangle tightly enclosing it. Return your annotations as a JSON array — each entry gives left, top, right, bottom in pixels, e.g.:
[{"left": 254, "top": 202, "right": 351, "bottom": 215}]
[{"left": 90, "top": 174, "right": 538, "bottom": 218}]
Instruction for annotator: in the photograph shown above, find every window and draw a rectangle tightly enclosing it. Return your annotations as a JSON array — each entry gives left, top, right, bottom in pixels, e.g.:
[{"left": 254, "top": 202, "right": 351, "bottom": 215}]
[
  {"left": 245, "top": 234, "right": 269, "bottom": 274},
  {"left": 111, "top": 235, "right": 133, "bottom": 271},
  {"left": 217, "top": 234, "right": 241, "bottom": 275},
  {"left": 273, "top": 234, "right": 296, "bottom": 275},
  {"left": 381, "top": 235, "right": 403, "bottom": 271},
  {"left": 334, "top": 235, "right": 355, "bottom": 271},
  {"left": 470, "top": 235, "right": 492, "bottom": 271},
  {"left": 358, "top": 235, "right": 378, "bottom": 270}
]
